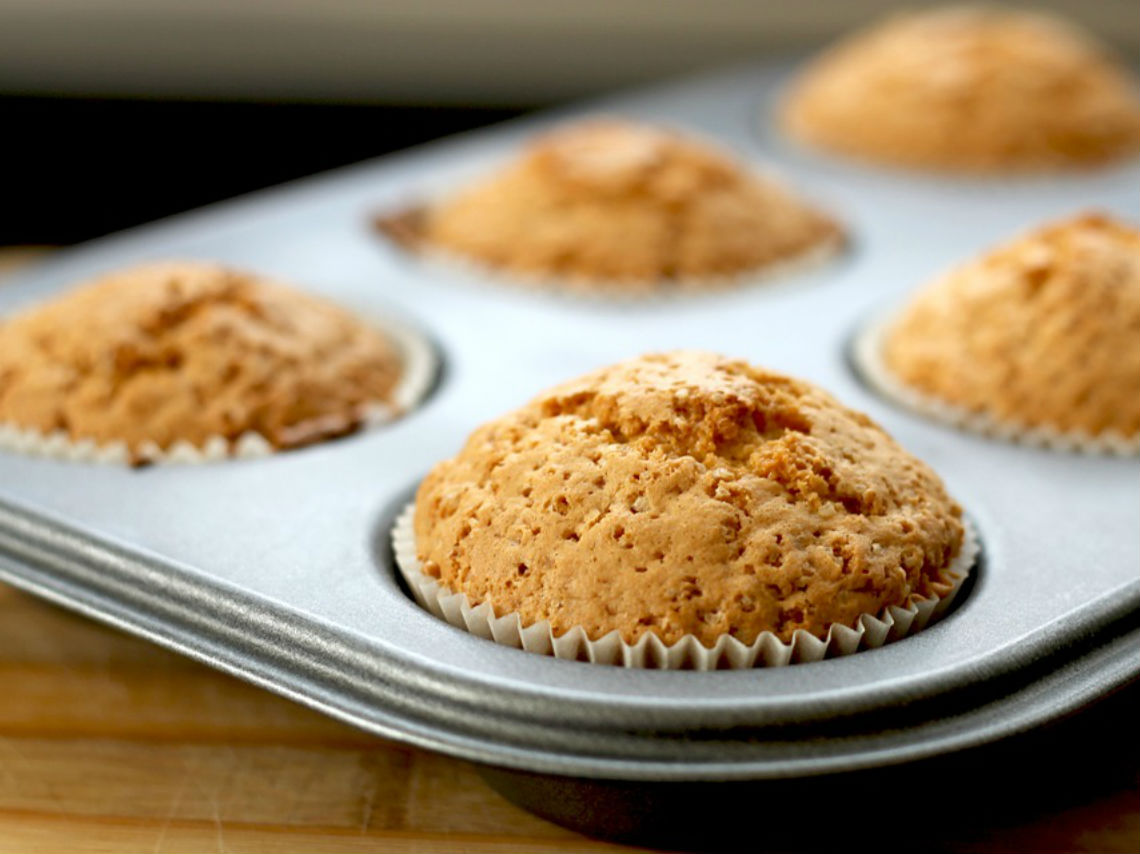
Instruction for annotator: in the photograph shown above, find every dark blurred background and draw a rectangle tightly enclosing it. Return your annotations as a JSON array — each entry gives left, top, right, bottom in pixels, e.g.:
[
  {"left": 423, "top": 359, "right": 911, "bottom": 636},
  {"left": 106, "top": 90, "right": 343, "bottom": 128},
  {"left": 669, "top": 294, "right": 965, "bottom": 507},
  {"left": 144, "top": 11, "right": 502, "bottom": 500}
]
[{"left": 1, "top": 0, "right": 1136, "bottom": 246}]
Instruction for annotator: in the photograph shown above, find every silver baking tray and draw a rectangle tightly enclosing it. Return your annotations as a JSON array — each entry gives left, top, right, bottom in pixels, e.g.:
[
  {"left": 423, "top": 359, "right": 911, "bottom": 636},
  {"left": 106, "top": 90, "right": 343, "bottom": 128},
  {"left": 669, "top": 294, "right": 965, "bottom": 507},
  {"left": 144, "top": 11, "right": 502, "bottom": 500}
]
[{"left": 1, "top": 61, "right": 1138, "bottom": 831}]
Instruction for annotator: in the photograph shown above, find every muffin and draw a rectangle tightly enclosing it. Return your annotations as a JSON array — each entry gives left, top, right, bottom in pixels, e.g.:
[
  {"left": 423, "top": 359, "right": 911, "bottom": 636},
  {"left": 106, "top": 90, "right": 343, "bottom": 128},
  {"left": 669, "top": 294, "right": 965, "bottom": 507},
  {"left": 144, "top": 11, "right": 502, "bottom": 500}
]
[
  {"left": 0, "top": 261, "right": 405, "bottom": 463},
  {"left": 781, "top": 7, "right": 1140, "bottom": 171},
  {"left": 880, "top": 213, "right": 1140, "bottom": 445},
  {"left": 377, "top": 119, "right": 843, "bottom": 291},
  {"left": 403, "top": 351, "right": 968, "bottom": 665}
]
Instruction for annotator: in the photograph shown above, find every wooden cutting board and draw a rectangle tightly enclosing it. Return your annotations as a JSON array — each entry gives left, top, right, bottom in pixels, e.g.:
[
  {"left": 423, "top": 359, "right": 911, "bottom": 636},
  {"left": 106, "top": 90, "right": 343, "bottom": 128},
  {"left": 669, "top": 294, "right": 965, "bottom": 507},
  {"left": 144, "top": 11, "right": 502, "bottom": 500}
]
[{"left": 1, "top": 251, "right": 1137, "bottom": 853}]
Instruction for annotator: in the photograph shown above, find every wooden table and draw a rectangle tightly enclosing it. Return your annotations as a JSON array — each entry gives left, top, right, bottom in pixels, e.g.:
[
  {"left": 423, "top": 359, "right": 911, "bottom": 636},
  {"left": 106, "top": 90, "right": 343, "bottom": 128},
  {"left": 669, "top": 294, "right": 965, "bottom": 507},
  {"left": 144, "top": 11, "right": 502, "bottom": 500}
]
[{"left": 1, "top": 251, "right": 1137, "bottom": 853}]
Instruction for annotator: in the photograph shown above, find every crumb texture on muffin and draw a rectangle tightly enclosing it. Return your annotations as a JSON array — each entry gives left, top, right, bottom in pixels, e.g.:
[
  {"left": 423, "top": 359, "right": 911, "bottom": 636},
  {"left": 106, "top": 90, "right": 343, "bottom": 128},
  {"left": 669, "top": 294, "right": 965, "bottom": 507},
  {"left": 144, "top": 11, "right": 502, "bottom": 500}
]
[
  {"left": 383, "top": 119, "right": 842, "bottom": 287},
  {"left": 414, "top": 351, "right": 963, "bottom": 647},
  {"left": 884, "top": 213, "right": 1140, "bottom": 438},
  {"left": 0, "top": 261, "right": 402, "bottom": 454},
  {"left": 781, "top": 6, "right": 1140, "bottom": 171}
]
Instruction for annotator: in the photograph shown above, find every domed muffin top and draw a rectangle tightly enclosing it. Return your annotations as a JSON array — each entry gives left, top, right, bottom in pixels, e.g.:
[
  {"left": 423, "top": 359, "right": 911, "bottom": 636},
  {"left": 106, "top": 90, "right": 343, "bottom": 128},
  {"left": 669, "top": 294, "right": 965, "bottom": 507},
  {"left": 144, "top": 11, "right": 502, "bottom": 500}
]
[
  {"left": 781, "top": 7, "right": 1140, "bottom": 171},
  {"left": 384, "top": 119, "right": 842, "bottom": 287},
  {"left": 0, "top": 261, "right": 402, "bottom": 458},
  {"left": 414, "top": 351, "right": 963, "bottom": 646},
  {"left": 884, "top": 213, "right": 1140, "bottom": 438}
]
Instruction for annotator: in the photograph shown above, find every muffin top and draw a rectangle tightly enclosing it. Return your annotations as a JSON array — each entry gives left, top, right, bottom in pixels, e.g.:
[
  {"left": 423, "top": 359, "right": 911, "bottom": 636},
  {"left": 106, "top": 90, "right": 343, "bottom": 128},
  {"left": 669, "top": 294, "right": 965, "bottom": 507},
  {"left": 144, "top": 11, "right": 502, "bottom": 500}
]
[
  {"left": 781, "top": 7, "right": 1140, "bottom": 171},
  {"left": 414, "top": 351, "right": 963, "bottom": 647},
  {"left": 0, "top": 261, "right": 402, "bottom": 458},
  {"left": 884, "top": 213, "right": 1140, "bottom": 438},
  {"left": 382, "top": 119, "right": 842, "bottom": 288}
]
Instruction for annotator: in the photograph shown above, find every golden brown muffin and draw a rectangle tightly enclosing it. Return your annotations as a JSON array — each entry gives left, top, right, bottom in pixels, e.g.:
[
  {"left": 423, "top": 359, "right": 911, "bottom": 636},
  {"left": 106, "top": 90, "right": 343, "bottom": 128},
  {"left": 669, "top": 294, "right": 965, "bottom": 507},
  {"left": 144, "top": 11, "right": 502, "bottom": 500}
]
[
  {"left": 781, "top": 7, "right": 1140, "bottom": 171},
  {"left": 0, "top": 261, "right": 402, "bottom": 460},
  {"left": 414, "top": 351, "right": 963, "bottom": 647},
  {"left": 883, "top": 213, "right": 1140, "bottom": 439},
  {"left": 379, "top": 120, "right": 842, "bottom": 288}
]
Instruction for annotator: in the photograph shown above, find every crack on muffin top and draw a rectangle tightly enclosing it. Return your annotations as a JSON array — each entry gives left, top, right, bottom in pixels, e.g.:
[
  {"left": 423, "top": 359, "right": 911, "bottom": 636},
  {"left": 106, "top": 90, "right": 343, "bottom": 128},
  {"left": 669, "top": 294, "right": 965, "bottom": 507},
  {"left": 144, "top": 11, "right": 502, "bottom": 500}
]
[
  {"left": 414, "top": 351, "right": 963, "bottom": 646},
  {"left": 0, "top": 261, "right": 403, "bottom": 457}
]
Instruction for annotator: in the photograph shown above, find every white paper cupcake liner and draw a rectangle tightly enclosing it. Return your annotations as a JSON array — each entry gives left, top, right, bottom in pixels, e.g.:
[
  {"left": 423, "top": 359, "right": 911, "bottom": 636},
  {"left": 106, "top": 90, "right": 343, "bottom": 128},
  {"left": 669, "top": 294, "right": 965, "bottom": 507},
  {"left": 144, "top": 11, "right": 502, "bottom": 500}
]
[
  {"left": 852, "top": 312, "right": 1140, "bottom": 456},
  {"left": 394, "top": 233, "right": 847, "bottom": 306},
  {"left": 391, "top": 502, "right": 979, "bottom": 670},
  {"left": 0, "top": 308, "right": 438, "bottom": 466}
]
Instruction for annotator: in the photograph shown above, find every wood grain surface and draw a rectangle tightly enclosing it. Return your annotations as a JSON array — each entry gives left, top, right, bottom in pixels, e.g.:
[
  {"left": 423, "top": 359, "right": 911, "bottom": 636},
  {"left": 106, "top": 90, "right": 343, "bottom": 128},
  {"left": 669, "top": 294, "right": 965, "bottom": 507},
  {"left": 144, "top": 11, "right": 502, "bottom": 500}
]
[{"left": 1, "top": 250, "right": 1137, "bottom": 853}]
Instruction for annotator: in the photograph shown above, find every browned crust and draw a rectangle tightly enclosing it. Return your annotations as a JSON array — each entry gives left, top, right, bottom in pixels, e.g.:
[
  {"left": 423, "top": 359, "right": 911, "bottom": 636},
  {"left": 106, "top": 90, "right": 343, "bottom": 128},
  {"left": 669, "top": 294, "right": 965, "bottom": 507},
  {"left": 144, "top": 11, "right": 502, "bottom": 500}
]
[{"left": 373, "top": 207, "right": 429, "bottom": 251}]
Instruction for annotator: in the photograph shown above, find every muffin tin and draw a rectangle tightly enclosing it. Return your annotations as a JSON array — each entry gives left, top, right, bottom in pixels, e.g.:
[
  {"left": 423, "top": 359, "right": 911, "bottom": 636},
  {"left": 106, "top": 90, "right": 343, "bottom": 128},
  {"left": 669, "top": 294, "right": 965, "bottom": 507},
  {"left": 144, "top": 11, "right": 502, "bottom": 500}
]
[{"left": 1, "top": 60, "right": 1138, "bottom": 836}]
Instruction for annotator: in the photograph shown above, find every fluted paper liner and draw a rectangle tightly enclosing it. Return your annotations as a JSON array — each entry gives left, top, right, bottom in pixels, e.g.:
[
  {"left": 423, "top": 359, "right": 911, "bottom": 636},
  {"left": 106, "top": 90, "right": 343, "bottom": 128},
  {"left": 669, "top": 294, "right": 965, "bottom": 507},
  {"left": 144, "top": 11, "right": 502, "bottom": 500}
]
[
  {"left": 392, "top": 503, "right": 978, "bottom": 670},
  {"left": 0, "top": 309, "right": 438, "bottom": 465},
  {"left": 398, "top": 234, "right": 846, "bottom": 304},
  {"left": 853, "top": 312, "right": 1140, "bottom": 456}
]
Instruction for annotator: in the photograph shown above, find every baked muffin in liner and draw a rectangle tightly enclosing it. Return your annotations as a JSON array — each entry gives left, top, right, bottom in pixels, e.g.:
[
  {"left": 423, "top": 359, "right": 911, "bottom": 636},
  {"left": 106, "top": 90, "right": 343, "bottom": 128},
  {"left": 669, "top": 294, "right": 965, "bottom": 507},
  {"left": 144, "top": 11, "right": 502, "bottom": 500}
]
[
  {"left": 391, "top": 505, "right": 976, "bottom": 669},
  {"left": 392, "top": 351, "right": 977, "bottom": 669},
  {"left": 779, "top": 6, "right": 1140, "bottom": 172},
  {"left": 0, "top": 262, "right": 438, "bottom": 465},
  {"left": 374, "top": 118, "right": 845, "bottom": 301},
  {"left": 852, "top": 213, "right": 1140, "bottom": 456},
  {"left": 852, "top": 313, "right": 1140, "bottom": 457}
]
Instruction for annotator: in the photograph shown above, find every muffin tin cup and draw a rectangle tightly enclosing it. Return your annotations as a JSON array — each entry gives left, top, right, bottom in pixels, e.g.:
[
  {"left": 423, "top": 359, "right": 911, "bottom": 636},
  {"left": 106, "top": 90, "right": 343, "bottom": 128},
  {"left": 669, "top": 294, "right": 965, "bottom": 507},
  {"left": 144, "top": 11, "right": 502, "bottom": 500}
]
[
  {"left": 852, "top": 311, "right": 1140, "bottom": 457},
  {"left": 391, "top": 502, "right": 979, "bottom": 670},
  {"left": 0, "top": 310, "right": 440, "bottom": 466}
]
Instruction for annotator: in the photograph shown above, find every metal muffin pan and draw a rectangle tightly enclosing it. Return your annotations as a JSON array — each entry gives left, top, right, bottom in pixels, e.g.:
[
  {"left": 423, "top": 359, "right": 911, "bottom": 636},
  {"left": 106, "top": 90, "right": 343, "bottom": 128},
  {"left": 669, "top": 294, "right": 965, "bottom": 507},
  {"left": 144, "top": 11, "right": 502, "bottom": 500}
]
[{"left": 1, "top": 61, "right": 1138, "bottom": 818}]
